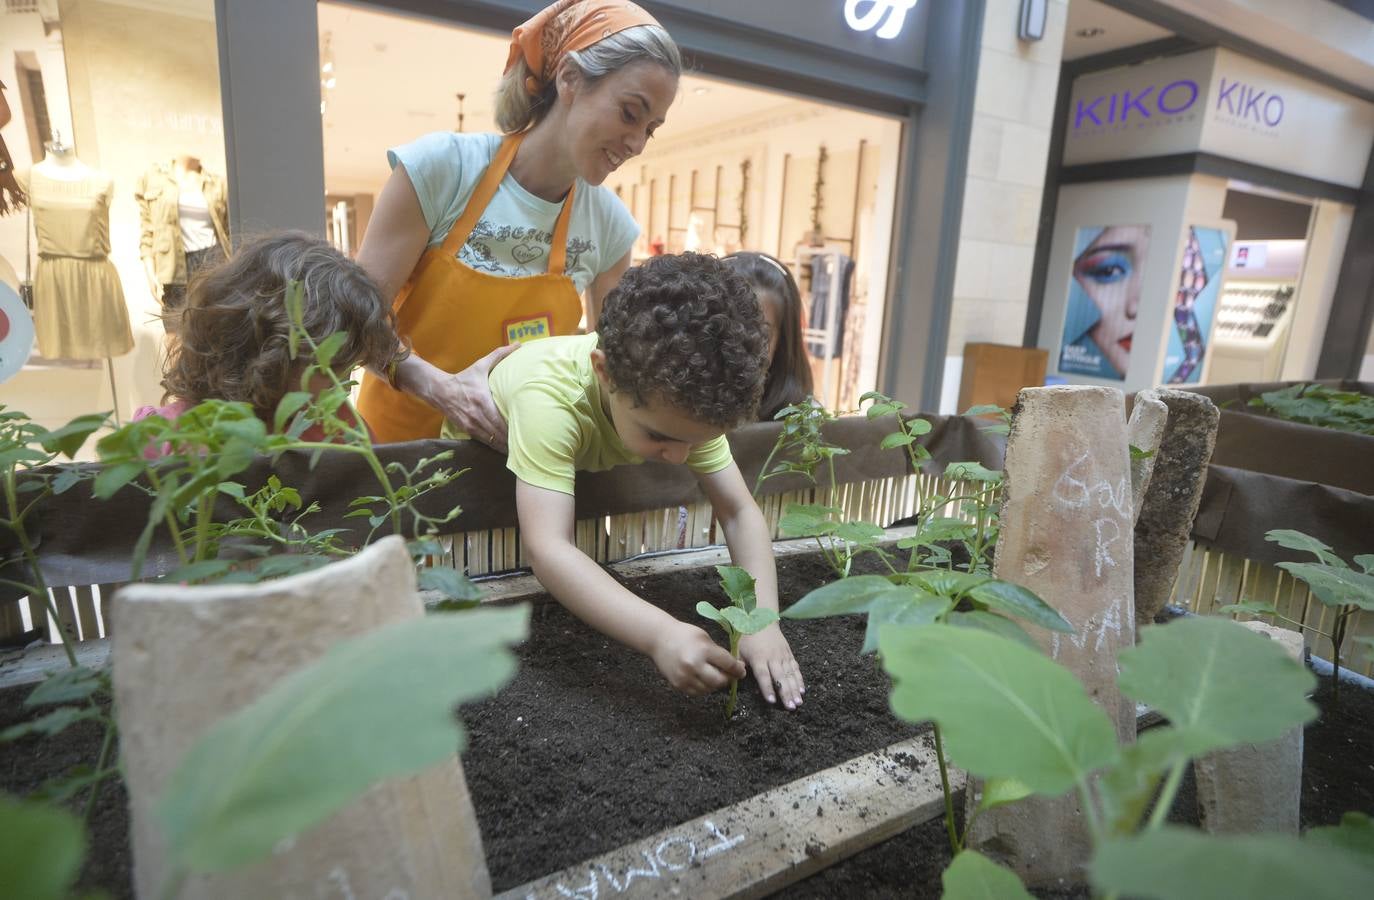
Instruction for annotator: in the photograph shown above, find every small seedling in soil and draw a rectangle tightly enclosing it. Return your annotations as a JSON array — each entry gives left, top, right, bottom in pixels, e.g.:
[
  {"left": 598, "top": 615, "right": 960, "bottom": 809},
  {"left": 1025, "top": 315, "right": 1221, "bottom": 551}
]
[{"left": 696, "top": 565, "right": 778, "bottom": 719}]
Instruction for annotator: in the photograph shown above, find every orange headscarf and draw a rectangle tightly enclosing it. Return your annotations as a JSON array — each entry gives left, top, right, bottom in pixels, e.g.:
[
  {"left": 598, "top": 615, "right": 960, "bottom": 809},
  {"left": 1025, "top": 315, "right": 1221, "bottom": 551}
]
[{"left": 504, "top": 0, "right": 663, "bottom": 96}]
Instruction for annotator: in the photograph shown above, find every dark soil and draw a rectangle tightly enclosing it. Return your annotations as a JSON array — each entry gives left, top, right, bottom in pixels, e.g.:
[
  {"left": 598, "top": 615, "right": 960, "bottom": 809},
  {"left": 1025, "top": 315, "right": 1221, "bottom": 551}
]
[
  {"left": 461, "top": 551, "right": 921, "bottom": 891},
  {"left": 2, "top": 551, "right": 1372, "bottom": 899}
]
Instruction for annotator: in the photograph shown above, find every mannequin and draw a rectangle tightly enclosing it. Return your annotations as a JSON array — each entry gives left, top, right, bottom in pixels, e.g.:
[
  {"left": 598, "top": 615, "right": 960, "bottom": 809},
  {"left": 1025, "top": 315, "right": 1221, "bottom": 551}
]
[
  {"left": 135, "top": 154, "right": 229, "bottom": 331},
  {"left": 21, "top": 131, "right": 135, "bottom": 418}
]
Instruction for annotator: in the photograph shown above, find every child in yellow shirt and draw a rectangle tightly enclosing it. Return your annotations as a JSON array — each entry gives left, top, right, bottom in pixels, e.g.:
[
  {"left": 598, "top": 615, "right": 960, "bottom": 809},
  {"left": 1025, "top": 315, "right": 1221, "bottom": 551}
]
[{"left": 452, "top": 253, "right": 804, "bottom": 708}]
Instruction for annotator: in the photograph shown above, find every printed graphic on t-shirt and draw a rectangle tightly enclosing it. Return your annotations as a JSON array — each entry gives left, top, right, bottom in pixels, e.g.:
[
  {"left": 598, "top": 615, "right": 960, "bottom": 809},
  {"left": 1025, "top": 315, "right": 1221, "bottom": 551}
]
[{"left": 459, "top": 218, "right": 596, "bottom": 277}]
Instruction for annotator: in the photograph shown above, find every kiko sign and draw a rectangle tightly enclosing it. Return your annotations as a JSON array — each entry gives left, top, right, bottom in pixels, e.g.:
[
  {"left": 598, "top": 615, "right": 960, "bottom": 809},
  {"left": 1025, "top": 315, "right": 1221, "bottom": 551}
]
[{"left": 1063, "top": 48, "right": 1374, "bottom": 189}]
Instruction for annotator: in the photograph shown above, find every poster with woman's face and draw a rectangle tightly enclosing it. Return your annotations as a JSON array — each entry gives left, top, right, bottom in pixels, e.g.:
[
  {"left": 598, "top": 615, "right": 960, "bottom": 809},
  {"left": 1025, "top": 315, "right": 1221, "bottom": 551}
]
[
  {"left": 1164, "top": 226, "right": 1227, "bottom": 384},
  {"left": 1059, "top": 225, "right": 1151, "bottom": 380}
]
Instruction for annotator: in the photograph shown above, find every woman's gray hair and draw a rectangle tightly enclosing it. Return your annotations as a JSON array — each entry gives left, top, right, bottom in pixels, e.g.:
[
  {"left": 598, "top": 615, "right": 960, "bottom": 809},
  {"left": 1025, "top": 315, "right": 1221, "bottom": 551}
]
[{"left": 494, "top": 24, "right": 681, "bottom": 134}]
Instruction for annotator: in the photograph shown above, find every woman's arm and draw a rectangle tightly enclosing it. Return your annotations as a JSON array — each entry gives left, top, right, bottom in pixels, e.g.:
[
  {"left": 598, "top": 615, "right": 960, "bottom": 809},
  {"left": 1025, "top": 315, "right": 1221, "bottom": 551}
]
[
  {"left": 584, "top": 249, "right": 632, "bottom": 330},
  {"left": 356, "top": 163, "right": 516, "bottom": 447}
]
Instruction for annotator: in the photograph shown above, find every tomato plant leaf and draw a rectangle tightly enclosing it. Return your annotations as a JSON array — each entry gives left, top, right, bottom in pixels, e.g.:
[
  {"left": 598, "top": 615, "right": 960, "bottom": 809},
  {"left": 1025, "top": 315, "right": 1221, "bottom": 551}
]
[
  {"left": 783, "top": 576, "right": 911, "bottom": 619},
  {"left": 968, "top": 580, "right": 1073, "bottom": 633}
]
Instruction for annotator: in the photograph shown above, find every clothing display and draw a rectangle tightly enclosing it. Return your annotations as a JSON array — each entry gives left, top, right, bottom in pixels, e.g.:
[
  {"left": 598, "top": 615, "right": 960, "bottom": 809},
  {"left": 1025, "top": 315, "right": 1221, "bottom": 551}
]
[
  {"left": 358, "top": 132, "right": 612, "bottom": 443},
  {"left": 441, "top": 332, "right": 732, "bottom": 496},
  {"left": 133, "top": 162, "right": 229, "bottom": 285},
  {"left": 806, "top": 250, "right": 854, "bottom": 359},
  {"left": 21, "top": 165, "right": 134, "bottom": 360}
]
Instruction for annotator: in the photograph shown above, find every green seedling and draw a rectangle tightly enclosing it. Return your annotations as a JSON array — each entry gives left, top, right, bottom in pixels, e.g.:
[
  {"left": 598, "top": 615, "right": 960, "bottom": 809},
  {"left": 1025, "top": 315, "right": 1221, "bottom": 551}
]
[
  {"left": 753, "top": 397, "right": 849, "bottom": 498},
  {"left": 1248, "top": 382, "right": 1374, "bottom": 435},
  {"left": 1264, "top": 529, "right": 1374, "bottom": 697},
  {"left": 696, "top": 565, "right": 779, "bottom": 719}
]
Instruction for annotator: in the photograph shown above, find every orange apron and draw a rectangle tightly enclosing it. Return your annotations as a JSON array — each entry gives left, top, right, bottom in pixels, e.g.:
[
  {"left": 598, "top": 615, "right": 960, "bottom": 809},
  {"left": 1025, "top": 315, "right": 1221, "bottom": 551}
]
[{"left": 358, "top": 133, "right": 584, "bottom": 443}]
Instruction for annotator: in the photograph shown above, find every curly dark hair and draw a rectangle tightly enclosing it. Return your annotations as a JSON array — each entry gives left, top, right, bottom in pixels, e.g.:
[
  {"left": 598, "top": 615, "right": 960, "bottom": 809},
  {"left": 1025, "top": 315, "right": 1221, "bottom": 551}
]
[
  {"left": 597, "top": 252, "right": 768, "bottom": 428},
  {"left": 162, "top": 231, "right": 405, "bottom": 422}
]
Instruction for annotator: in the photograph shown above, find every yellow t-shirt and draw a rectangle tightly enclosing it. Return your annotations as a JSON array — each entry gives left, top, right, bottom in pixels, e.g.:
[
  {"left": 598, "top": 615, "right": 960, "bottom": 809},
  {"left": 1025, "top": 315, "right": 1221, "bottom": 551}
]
[{"left": 443, "top": 333, "right": 733, "bottom": 496}]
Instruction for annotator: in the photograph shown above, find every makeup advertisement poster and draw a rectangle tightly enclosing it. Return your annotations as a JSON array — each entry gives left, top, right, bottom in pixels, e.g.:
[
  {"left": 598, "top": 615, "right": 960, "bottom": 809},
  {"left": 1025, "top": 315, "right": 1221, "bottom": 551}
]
[
  {"left": 1164, "top": 226, "right": 1227, "bottom": 384},
  {"left": 1058, "top": 225, "right": 1150, "bottom": 380}
]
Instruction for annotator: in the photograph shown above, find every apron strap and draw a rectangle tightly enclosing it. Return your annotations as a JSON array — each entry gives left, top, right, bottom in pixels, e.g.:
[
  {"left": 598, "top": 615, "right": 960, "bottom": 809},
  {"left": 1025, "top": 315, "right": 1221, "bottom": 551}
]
[{"left": 440, "top": 132, "right": 578, "bottom": 276}]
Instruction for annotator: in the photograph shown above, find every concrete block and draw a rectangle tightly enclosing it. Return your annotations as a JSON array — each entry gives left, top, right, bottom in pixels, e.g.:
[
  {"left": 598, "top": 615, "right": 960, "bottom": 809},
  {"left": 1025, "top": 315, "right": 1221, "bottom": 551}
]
[
  {"left": 1194, "top": 621, "right": 1305, "bottom": 835},
  {"left": 111, "top": 537, "right": 492, "bottom": 899},
  {"left": 1133, "top": 390, "right": 1219, "bottom": 629},
  {"left": 1127, "top": 390, "right": 1169, "bottom": 525},
  {"left": 968, "top": 385, "right": 1136, "bottom": 884}
]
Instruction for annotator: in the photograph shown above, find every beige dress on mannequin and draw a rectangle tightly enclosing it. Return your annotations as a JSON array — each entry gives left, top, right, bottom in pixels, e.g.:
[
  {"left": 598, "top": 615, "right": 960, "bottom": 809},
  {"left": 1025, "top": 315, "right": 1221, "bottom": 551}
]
[{"left": 20, "top": 165, "right": 134, "bottom": 360}]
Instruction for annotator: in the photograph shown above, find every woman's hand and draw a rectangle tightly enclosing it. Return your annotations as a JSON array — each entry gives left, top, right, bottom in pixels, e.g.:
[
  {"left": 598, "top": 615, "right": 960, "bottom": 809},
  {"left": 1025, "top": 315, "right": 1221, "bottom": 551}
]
[{"left": 407, "top": 343, "right": 520, "bottom": 450}]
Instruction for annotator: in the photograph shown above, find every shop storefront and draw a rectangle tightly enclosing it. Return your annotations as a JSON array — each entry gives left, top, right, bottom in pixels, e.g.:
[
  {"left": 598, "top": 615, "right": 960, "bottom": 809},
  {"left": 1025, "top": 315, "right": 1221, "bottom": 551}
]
[
  {"left": 1030, "top": 38, "right": 1374, "bottom": 392},
  {"left": 0, "top": 0, "right": 225, "bottom": 431},
  {"left": 214, "top": 0, "right": 986, "bottom": 413}
]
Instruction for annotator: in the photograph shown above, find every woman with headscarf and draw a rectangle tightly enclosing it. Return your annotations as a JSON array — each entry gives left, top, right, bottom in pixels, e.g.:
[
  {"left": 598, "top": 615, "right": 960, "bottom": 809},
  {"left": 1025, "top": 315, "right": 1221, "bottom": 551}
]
[{"left": 356, "top": 0, "right": 681, "bottom": 446}]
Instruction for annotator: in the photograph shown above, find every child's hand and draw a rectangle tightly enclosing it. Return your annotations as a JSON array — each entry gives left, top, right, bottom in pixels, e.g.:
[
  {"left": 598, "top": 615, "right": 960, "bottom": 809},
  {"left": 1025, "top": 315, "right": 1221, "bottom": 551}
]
[
  {"left": 739, "top": 624, "right": 805, "bottom": 710},
  {"left": 650, "top": 621, "right": 747, "bottom": 696}
]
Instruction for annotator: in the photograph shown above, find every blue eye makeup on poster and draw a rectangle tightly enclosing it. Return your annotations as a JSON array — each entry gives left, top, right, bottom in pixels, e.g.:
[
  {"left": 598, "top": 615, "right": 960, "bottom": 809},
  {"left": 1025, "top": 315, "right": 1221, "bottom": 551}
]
[{"left": 1059, "top": 224, "right": 1151, "bottom": 381}]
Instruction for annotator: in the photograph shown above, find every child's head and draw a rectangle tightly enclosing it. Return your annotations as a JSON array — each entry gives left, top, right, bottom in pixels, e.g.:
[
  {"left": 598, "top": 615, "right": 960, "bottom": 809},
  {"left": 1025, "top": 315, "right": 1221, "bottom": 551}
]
[
  {"left": 594, "top": 252, "right": 767, "bottom": 463},
  {"left": 162, "top": 231, "right": 404, "bottom": 421},
  {"left": 724, "top": 251, "right": 815, "bottom": 420}
]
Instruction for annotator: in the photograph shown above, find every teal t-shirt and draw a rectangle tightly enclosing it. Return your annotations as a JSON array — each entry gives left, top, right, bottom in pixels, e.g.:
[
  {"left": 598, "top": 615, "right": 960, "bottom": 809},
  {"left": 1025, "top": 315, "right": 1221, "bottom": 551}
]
[{"left": 388, "top": 131, "right": 640, "bottom": 295}]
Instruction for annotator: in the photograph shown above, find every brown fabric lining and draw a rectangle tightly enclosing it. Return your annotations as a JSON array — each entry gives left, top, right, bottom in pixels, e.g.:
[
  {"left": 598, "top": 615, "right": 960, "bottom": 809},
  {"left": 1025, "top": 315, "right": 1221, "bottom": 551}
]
[
  {"left": 1183, "top": 381, "right": 1374, "bottom": 496},
  {"left": 8, "top": 415, "right": 1002, "bottom": 589},
  {"left": 9, "top": 397, "right": 1369, "bottom": 589}
]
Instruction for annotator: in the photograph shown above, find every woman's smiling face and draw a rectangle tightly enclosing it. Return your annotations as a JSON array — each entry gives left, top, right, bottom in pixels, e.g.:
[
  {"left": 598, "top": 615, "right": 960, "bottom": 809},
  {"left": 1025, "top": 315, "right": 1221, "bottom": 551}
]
[
  {"left": 1074, "top": 225, "right": 1150, "bottom": 377},
  {"left": 559, "top": 60, "right": 677, "bottom": 186}
]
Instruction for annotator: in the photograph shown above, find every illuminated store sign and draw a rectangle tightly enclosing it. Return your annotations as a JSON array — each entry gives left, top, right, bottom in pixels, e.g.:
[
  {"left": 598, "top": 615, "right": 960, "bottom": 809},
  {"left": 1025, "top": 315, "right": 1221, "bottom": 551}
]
[
  {"left": 843, "top": 0, "right": 919, "bottom": 40},
  {"left": 1062, "top": 48, "right": 1373, "bottom": 188}
]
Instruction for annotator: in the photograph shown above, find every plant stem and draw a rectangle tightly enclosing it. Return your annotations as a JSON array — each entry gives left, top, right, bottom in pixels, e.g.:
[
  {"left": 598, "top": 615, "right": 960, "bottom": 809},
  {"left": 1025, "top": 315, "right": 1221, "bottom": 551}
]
[
  {"left": 142, "top": 470, "right": 190, "bottom": 567},
  {"left": 1331, "top": 608, "right": 1350, "bottom": 700},
  {"left": 84, "top": 720, "right": 116, "bottom": 823},
  {"left": 753, "top": 440, "right": 782, "bottom": 500},
  {"left": 1146, "top": 759, "right": 1188, "bottom": 831},
  {"left": 932, "top": 724, "right": 961, "bottom": 853},
  {"left": 4, "top": 469, "right": 77, "bottom": 667},
  {"left": 725, "top": 631, "right": 741, "bottom": 719}
]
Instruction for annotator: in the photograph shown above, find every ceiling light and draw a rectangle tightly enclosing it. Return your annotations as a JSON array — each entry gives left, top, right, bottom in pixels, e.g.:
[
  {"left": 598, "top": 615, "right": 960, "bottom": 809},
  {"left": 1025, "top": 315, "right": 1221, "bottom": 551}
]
[
  {"left": 693, "top": 87, "right": 709, "bottom": 96},
  {"left": 1075, "top": 26, "right": 1106, "bottom": 38},
  {"left": 324, "top": 76, "right": 337, "bottom": 90}
]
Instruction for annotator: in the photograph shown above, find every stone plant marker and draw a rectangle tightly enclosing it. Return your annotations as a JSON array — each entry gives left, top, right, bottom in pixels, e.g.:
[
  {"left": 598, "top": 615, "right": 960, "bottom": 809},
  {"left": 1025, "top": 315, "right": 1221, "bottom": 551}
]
[
  {"left": 1194, "top": 621, "right": 1305, "bottom": 834},
  {"left": 1133, "top": 389, "right": 1218, "bottom": 629},
  {"left": 111, "top": 537, "right": 492, "bottom": 899},
  {"left": 1127, "top": 390, "right": 1168, "bottom": 524},
  {"left": 966, "top": 386, "right": 1136, "bottom": 884}
]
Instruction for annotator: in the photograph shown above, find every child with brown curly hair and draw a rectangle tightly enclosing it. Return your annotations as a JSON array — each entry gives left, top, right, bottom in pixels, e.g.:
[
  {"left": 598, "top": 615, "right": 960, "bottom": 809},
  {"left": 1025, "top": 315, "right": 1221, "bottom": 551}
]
[
  {"left": 135, "top": 231, "right": 405, "bottom": 441},
  {"left": 448, "top": 252, "right": 805, "bottom": 708}
]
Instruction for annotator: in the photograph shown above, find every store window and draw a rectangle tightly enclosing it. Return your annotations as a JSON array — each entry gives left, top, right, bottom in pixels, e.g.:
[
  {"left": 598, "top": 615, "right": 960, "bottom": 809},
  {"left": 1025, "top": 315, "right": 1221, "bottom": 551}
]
[
  {"left": 318, "top": 2, "right": 903, "bottom": 413},
  {"left": 0, "top": 0, "right": 226, "bottom": 441}
]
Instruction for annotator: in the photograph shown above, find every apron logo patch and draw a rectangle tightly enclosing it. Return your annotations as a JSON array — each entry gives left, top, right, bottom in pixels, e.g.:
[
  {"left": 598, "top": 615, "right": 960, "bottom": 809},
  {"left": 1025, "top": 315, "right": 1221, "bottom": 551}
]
[{"left": 504, "top": 315, "right": 552, "bottom": 344}]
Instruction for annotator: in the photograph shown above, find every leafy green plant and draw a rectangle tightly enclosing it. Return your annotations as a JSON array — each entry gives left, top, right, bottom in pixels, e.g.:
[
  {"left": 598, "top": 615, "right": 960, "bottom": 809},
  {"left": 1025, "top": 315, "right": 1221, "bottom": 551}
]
[
  {"left": 1248, "top": 383, "right": 1374, "bottom": 435},
  {"left": 753, "top": 397, "right": 849, "bottom": 498},
  {"left": 784, "top": 565, "right": 1071, "bottom": 853},
  {"left": 697, "top": 565, "right": 779, "bottom": 719},
  {"left": 1260, "top": 529, "right": 1374, "bottom": 696},
  {"left": 0, "top": 408, "right": 119, "bottom": 822},
  {"left": 878, "top": 615, "right": 1374, "bottom": 899},
  {"left": 0, "top": 793, "right": 86, "bottom": 900}
]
